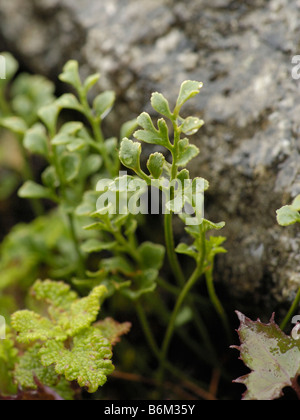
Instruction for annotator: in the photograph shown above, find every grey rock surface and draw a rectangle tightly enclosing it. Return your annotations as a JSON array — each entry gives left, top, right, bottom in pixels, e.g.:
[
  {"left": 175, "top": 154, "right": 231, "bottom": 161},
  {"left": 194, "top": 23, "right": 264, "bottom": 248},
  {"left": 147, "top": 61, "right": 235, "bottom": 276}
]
[{"left": 1, "top": 0, "right": 300, "bottom": 309}]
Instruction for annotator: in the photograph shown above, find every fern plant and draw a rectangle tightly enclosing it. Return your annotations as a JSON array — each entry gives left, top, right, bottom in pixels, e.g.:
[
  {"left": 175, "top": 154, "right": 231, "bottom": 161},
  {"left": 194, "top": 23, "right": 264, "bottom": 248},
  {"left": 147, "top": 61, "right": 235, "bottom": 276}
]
[
  {"left": 0, "top": 55, "right": 230, "bottom": 399},
  {"left": 0, "top": 52, "right": 55, "bottom": 210},
  {"left": 92, "top": 80, "right": 230, "bottom": 387}
]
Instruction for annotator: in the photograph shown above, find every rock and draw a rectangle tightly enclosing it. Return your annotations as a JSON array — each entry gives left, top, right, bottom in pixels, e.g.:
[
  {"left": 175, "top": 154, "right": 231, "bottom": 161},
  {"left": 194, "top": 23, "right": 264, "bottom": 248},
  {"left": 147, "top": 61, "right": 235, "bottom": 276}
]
[{"left": 1, "top": 0, "right": 300, "bottom": 310}]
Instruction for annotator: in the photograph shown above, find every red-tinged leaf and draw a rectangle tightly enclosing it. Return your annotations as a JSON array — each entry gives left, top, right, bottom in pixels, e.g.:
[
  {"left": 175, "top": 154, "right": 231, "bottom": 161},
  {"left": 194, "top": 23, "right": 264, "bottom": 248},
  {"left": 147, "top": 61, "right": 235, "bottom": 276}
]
[
  {"left": 232, "top": 311, "right": 300, "bottom": 400},
  {"left": 94, "top": 318, "right": 132, "bottom": 346}
]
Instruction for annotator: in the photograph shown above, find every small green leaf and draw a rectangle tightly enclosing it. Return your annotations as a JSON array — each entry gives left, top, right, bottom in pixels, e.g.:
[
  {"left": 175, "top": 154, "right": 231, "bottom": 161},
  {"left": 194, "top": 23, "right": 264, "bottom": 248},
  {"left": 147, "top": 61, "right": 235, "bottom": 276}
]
[
  {"left": 0, "top": 116, "right": 28, "bottom": 135},
  {"left": 38, "top": 103, "right": 60, "bottom": 134},
  {"left": 175, "top": 306, "right": 193, "bottom": 328},
  {"left": 177, "top": 140, "right": 200, "bottom": 167},
  {"left": 119, "top": 138, "right": 141, "bottom": 172},
  {"left": 51, "top": 133, "right": 73, "bottom": 146},
  {"left": 76, "top": 191, "right": 98, "bottom": 216},
  {"left": 175, "top": 243, "right": 198, "bottom": 260},
  {"left": 60, "top": 153, "right": 81, "bottom": 182},
  {"left": 177, "top": 169, "right": 190, "bottom": 183},
  {"left": 23, "top": 124, "right": 49, "bottom": 157},
  {"left": 82, "top": 155, "right": 103, "bottom": 176},
  {"left": 11, "top": 74, "right": 55, "bottom": 126},
  {"left": 59, "top": 60, "right": 81, "bottom": 89},
  {"left": 291, "top": 195, "right": 300, "bottom": 211},
  {"left": 151, "top": 92, "right": 173, "bottom": 119},
  {"left": 276, "top": 205, "right": 300, "bottom": 226},
  {"left": 42, "top": 166, "right": 59, "bottom": 189},
  {"left": 18, "top": 181, "right": 55, "bottom": 200},
  {"left": 56, "top": 94, "right": 83, "bottom": 112},
  {"left": 95, "top": 318, "right": 131, "bottom": 346},
  {"left": 67, "top": 138, "right": 86, "bottom": 152},
  {"left": 181, "top": 117, "right": 204, "bottom": 136},
  {"left": 121, "top": 269, "right": 158, "bottom": 300},
  {"left": 138, "top": 242, "right": 165, "bottom": 270},
  {"left": 93, "top": 91, "right": 116, "bottom": 119},
  {"left": 176, "top": 80, "right": 203, "bottom": 110},
  {"left": 0, "top": 173, "right": 19, "bottom": 201},
  {"left": 60, "top": 122, "right": 84, "bottom": 136},
  {"left": 134, "top": 112, "right": 172, "bottom": 150},
  {"left": 0, "top": 52, "right": 19, "bottom": 84},
  {"left": 147, "top": 153, "right": 165, "bottom": 179},
  {"left": 81, "top": 239, "right": 117, "bottom": 254},
  {"left": 105, "top": 137, "right": 118, "bottom": 156},
  {"left": 101, "top": 256, "right": 134, "bottom": 276},
  {"left": 120, "top": 119, "right": 138, "bottom": 140},
  {"left": 201, "top": 219, "right": 225, "bottom": 233},
  {"left": 84, "top": 73, "right": 100, "bottom": 93},
  {"left": 206, "top": 236, "right": 227, "bottom": 262}
]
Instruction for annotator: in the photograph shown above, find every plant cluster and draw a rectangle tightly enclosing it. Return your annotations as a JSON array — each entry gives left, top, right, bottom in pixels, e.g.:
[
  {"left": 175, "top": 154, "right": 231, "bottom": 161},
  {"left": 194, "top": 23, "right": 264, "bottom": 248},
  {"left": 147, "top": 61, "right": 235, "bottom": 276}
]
[
  {"left": 0, "top": 53, "right": 299, "bottom": 400},
  {"left": 0, "top": 54, "right": 230, "bottom": 400}
]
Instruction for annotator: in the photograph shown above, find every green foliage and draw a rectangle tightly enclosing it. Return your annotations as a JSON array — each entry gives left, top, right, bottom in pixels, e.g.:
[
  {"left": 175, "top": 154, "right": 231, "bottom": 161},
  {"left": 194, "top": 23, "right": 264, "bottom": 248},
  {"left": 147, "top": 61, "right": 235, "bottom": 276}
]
[
  {"left": 8, "top": 280, "right": 122, "bottom": 394},
  {"left": 276, "top": 195, "right": 300, "bottom": 226},
  {"left": 0, "top": 52, "right": 55, "bottom": 201},
  {"left": 0, "top": 54, "right": 231, "bottom": 400},
  {"left": 0, "top": 335, "right": 18, "bottom": 395}
]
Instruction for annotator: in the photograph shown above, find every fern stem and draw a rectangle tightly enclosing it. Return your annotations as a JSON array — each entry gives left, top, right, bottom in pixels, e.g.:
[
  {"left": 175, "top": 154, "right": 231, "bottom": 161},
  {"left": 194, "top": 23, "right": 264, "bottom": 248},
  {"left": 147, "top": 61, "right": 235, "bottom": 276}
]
[
  {"left": 18, "top": 135, "right": 44, "bottom": 217},
  {"left": 135, "top": 301, "right": 161, "bottom": 360},
  {"left": 164, "top": 212, "right": 185, "bottom": 287},
  {"left": 78, "top": 89, "right": 114, "bottom": 178},
  {"left": 146, "top": 291, "right": 217, "bottom": 366},
  {"left": 163, "top": 119, "right": 186, "bottom": 287},
  {"left": 135, "top": 301, "right": 212, "bottom": 396},
  {"left": 157, "top": 263, "right": 204, "bottom": 387},
  {"left": 205, "top": 266, "right": 232, "bottom": 342},
  {"left": 0, "top": 87, "right": 11, "bottom": 116},
  {"left": 66, "top": 212, "right": 85, "bottom": 278}
]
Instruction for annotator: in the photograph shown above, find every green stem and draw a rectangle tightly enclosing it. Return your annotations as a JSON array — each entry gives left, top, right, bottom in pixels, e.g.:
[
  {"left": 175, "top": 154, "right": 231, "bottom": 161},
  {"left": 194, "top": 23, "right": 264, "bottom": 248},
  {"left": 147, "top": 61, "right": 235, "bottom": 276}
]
[
  {"left": 164, "top": 212, "right": 185, "bottom": 287},
  {"left": 135, "top": 301, "right": 161, "bottom": 360},
  {"left": 50, "top": 143, "right": 85, "bottom": 277},
  {"left": 205, "top": 266, "right": 232, "bottom": 342},
  {"left": 135, "top": 301, "right": 210, "bottom": 393},
  {"left": 157, "top": 277, "right": 212, "bottom": 309},
  {"left": 280, "top": 287, "right": 300, "bottom": 331},
  {"left": 163, "top": 120, "right": 186, "bottom": 286},
  {"left": 90, "top": 118, "right": 114, "bottom": 177},
  {"left": 79, "top": 89, "right": 115, "bottom": 177},
  {"left": 18, "top": 136, "right": 44, "bottom": 217},
  {"left": 66, "top": 212, "right": 86, "bottom": 278},
  {"left": 0, "top": 87, "right": 11, "bottom": 116},
  {"left": 158, "top": 263, "right": 204, "bottom": 386}
]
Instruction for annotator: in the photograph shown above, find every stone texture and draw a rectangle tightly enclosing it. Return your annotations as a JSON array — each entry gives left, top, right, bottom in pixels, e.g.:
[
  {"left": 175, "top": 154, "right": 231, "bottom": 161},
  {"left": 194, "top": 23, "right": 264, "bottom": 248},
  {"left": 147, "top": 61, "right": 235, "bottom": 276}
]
[{"left": 1, "top": 0, "right": 300, "bottom": 309}]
